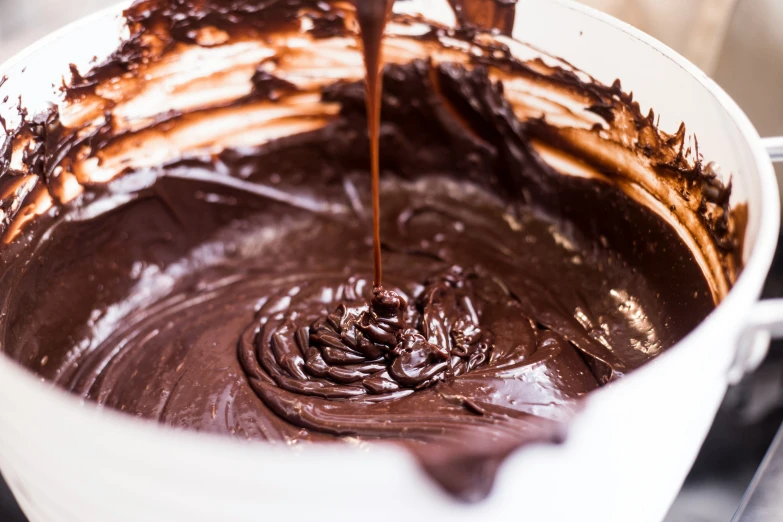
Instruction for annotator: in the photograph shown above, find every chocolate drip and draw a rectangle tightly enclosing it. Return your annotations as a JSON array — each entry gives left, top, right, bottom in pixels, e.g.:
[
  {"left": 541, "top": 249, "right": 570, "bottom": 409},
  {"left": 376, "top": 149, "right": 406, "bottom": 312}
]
[
  {"left": 355, "top": 0, "right": 395, "bottom": 289},
  {"left": 448, "top": 0, "right": 518, "bottom": 35}
]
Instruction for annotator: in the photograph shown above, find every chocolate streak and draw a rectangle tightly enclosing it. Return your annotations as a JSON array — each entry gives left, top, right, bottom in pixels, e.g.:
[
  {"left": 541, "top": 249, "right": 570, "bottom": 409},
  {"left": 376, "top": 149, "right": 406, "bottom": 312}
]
[
  {"left": 355, "top": 0, "right": 395, "bottom": 289},
  {"left": 0, "top": 0, "right": 739, "bottom": 502}
]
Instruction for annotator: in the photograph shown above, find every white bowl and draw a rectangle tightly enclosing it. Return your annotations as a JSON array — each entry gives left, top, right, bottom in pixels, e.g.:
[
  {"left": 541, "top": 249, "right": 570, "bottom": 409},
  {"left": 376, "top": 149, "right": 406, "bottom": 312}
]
[{"left": 0, "top": 1, "right": 780, "bottom": 521}]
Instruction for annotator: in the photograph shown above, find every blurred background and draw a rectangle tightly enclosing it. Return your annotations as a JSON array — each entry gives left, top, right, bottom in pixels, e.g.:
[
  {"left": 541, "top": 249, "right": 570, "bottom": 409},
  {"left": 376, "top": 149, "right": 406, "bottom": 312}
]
[{"left": 1, "top": 1, "right": 783, "bottom": 521}]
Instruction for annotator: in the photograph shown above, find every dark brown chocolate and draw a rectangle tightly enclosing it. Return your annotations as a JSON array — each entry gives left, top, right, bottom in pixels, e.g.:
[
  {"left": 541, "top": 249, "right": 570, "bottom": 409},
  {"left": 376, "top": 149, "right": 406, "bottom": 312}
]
[{"left": 355, "top": 0, "right": 395, "bottom": 289}]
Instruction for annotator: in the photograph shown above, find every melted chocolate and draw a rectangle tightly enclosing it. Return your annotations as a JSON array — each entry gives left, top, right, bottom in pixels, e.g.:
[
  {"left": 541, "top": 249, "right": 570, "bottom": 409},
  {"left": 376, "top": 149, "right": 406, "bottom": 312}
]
[
  {"left": 0, "top": 0, "right": 740, "bottom": 502},
  {"left": 355, "top": 0, "right": 394, "bottom": 288}
]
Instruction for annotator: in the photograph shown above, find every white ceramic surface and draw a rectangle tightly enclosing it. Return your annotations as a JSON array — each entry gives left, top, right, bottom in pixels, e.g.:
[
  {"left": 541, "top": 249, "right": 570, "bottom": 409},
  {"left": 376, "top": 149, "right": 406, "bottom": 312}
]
[{"left": 0, "top": 1, "right": 779, "bottom": 521}]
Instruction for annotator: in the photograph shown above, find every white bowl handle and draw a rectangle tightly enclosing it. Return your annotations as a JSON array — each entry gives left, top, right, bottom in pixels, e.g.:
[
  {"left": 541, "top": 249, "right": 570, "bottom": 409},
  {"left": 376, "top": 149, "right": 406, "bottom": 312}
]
[
  {"left": 729, "top": 299, "right": 783, "bottom": 383},
  {"left": 762, "top": 137, "right": 783, "bottom": 163},
  {"left": 728, "top": 137, "right": 783, "bottom": 383}
]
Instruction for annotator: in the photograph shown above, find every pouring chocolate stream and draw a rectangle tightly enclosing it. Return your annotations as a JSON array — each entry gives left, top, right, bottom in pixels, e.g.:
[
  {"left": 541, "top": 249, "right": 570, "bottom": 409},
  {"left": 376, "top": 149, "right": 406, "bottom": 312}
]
[{"left": 355, "top": 0, "right": 395, "bottom": 290}]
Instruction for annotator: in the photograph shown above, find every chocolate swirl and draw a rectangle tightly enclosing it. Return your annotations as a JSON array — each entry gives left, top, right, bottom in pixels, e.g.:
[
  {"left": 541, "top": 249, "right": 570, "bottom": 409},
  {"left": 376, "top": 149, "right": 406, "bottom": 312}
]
[{"left": 241, "top": 267, "right": 498, "bottom": 405}]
